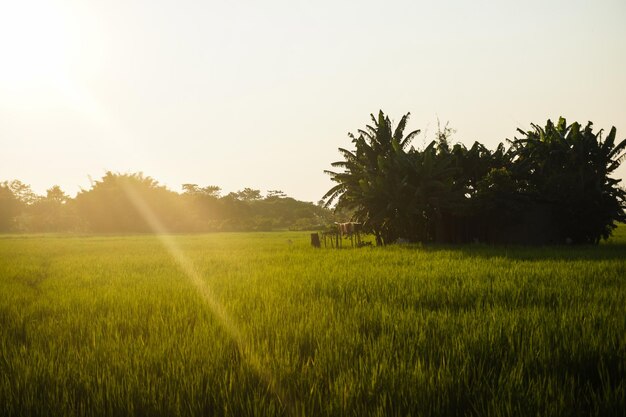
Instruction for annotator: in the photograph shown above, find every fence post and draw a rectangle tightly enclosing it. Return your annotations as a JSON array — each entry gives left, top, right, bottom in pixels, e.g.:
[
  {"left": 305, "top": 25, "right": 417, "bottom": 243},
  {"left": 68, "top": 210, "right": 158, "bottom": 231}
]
[{"left": 310, "top": 233, "right": 321, "bottom": 248}]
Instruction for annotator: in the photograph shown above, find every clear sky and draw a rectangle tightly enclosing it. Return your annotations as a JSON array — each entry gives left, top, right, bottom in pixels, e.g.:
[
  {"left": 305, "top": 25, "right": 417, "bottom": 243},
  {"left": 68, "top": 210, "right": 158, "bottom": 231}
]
[{"left": 1, "top": 0, "right": 625, "bottom": 202}]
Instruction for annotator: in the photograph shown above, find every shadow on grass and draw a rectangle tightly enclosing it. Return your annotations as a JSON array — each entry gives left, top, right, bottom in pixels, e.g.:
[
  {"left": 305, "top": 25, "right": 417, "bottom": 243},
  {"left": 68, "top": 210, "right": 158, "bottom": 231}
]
[
  {"left": 394, "top": 241, "right": 626, "bottom": 262},
  {"left": 384, "top": 222, "right": 626, "bottom": 261}
]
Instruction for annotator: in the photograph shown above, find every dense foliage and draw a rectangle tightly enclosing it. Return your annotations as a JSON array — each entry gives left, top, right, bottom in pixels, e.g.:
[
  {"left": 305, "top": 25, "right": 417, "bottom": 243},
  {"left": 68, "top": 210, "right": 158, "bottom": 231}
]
[
  {"left": 0, "top": 173, "right": 331, "bottom": 233},
  {"left": 325, "top": 111, "right": 626, "bottom": 245}
]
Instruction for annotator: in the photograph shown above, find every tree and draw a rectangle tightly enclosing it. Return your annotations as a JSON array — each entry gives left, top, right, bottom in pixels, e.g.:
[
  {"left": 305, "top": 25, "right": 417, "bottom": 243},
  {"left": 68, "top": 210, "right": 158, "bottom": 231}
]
[
  {"left": 182, "top": 184, "right": 221, "bottom": 198},
  {"left": 0, "top": 180, "right": 40, "bottom": 231},
  {"left": 5, "top": 180, "right": 38, "bottom": 205},
  {"left": 236, "top": 188, "right": 262, "bottom": 201},
  {"left": 324, "top": 110, "right": 421, "bottom": 244},
  {"left": 324, "top": 112, "right": 626, "bottom": 245},
  {"left": 46, "top": 185, "right": 69, "bottom": 203},
  {"left": 74, "top": 172, "right": 183, "bottom": 233},
  {"left": 0, "top": 182, "right": 21, "bottom": 232},
  {"left": 266, "top": 190, "right": 287, "bottom": 199},
  {"left": 509, "top": 118, "right": 626, "bottom": 243},
  {"left": 29, "top": 186, "right": 74, "bottom": 232}
]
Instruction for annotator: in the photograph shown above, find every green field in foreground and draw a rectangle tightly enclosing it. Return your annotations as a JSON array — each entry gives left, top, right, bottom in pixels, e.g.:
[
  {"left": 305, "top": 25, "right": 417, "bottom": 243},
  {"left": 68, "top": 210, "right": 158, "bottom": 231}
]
[{"left": 1, "top": 227, "right": 625, "bottom": 417}]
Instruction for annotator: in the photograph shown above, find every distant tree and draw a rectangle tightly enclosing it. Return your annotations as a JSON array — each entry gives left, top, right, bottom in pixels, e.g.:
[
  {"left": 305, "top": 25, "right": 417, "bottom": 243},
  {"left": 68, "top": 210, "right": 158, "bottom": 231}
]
[
  {"left": 219, "top": 192, "right": 252, "bottom": 230},
  {"left": 202, "top": 186, "right": 222, "bottom": 198},
  {"left": 6, "top": 180, "right": 39, "bottom": 205},
  {"left": 180, "top": 184, "right": 224, "bottom": 231},
  {"left": 236, "top": 188, "right": 262, "bottom": 201},
  {"left": 29, "top": 185, "right": 75, "bottom": 232},
  {"left": 0, "top": 182, "right": 22, "bottom": 232},
  {"left": 74, "top": 172, "right": 183, "bottom": 233},
  {"left": 0, "top": 180, "right": 41, "bottom": 231},
  {"left": 182, "top": 184, "right": 221, "bottom": 198},
  {"left": 182, "top": 183, "right": 201, "bottom": 194},
  {"left": 266, "top": 190, "right": 287, "bottom": 199},
  {"left": 0, "top": 176, "right": 335, "bottom": 233},
  {"left": 46, "top": 185, "right": 69, "bottom": 203}
]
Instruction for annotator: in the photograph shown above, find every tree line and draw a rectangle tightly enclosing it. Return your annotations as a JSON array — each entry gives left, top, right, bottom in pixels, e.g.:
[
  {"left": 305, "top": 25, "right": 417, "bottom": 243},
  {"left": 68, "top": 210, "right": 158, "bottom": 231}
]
[
  {"left": 324, "top": 111, "right": 626, "bottom": 245},
  {"left": 0, "top": 172, "right": 334, "bottom": 233}
]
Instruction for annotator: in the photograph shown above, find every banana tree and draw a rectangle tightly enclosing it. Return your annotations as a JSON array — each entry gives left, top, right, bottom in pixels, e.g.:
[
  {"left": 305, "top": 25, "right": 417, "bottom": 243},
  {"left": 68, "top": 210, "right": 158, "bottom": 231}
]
[
  {"left": 509, "top": 117, "right": 626, "bottom": 243},
  {"left": 324, "top": 111, "right": 420, "bottom": 244}
]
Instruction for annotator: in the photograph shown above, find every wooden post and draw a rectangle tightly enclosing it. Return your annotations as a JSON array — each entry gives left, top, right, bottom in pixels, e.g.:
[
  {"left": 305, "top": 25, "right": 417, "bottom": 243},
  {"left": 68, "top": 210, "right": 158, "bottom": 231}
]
[{"left": 310, "top": 233, "right": 321, "bottom": 248}]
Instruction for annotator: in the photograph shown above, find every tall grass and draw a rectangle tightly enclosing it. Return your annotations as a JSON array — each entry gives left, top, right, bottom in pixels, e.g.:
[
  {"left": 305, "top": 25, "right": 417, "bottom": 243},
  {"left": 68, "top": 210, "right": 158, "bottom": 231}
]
[{"left": 0, "top": 228, "right": 625, "bottom": 416}]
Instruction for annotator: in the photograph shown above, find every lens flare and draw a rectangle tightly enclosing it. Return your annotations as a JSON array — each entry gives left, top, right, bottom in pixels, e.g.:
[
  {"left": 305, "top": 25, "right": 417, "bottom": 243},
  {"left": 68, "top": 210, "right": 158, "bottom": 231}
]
[{"left": 120, "top": 182, "right": 294, "bottom": 415}]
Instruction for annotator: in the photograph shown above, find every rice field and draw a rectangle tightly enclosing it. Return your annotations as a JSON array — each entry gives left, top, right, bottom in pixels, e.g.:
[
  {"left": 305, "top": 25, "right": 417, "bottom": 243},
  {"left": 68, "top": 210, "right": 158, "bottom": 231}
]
[{"left": 1, "top": 227, "right": 625, "bottom": 416}]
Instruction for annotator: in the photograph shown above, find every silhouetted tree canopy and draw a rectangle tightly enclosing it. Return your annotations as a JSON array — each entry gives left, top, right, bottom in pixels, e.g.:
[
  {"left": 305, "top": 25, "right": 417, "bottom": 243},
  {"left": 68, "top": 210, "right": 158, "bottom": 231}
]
[
  {"left": 0, "top": 172, "right": 331, "bottom": 233},
  {"left": 325, "top": 111, "right": 626, "bottom": 245},
  {"left": 3, "top": 112, "right": 624, "bottom": 241}
]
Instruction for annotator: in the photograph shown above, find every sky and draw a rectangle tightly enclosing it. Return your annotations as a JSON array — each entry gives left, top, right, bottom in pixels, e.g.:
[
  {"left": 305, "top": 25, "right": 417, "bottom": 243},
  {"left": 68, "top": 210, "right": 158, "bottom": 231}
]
[{"left": 1, "top": 0, "right": 625, "bottom": 202}]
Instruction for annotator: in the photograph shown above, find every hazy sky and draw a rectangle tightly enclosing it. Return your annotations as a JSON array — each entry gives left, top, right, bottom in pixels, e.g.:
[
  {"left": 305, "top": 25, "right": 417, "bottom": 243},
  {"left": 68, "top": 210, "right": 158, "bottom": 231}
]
[{"left": 1, "top": 0, "right": 625, "bottom": 202}]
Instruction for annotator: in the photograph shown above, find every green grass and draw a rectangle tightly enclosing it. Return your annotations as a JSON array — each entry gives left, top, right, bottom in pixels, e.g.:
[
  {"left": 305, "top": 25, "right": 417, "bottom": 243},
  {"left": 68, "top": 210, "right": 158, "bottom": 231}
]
[{"left": 1, "top": 227, "right": 625, "bottom": 416}]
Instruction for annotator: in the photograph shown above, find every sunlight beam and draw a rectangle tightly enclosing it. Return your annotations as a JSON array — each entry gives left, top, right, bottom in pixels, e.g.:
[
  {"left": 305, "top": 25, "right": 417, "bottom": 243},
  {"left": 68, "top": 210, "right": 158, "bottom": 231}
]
[{"left": 119, "top": 182, "right": 294, "bottom": 415}]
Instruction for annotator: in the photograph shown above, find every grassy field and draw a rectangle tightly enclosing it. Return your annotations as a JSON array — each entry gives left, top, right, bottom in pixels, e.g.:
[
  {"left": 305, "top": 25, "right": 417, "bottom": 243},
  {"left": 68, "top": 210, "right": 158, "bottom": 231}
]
[{"left": 1, "top": 227, "right": 625, "bottom": 417}]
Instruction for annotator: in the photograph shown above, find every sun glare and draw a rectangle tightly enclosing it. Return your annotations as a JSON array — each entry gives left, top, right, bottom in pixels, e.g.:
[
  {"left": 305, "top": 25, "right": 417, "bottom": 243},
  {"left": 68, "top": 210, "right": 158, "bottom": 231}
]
[
  {"left": 0, "top": 1, "right": 77, "bottom": 90},
  {"left": 120, "top": 183, "right": 293, "bottom": 414}
]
